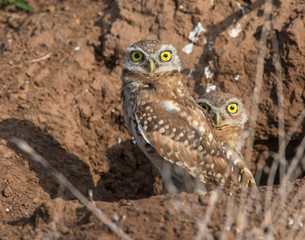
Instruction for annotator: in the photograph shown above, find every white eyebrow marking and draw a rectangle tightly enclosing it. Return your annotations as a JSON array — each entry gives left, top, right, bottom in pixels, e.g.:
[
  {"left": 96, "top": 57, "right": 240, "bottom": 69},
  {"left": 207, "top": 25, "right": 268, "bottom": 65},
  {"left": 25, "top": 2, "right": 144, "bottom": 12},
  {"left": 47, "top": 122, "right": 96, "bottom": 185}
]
[{"left": 127, "top": 46, "right": 149, "bottom": 55}]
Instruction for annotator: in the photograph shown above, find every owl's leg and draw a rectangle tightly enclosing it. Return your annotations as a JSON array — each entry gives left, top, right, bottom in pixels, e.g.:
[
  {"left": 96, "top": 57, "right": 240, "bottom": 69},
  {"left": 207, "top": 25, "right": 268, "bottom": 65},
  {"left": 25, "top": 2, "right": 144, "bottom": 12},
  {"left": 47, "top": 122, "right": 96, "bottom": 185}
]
[
  {"left": 160, "top": 161, "right": 179, "bottom": 194},
  {"left": 161, "top": 162, "right": 208, "bottom": 194},
  {"left": 152, "top": 168, "right": 163, "bottom": 195}
]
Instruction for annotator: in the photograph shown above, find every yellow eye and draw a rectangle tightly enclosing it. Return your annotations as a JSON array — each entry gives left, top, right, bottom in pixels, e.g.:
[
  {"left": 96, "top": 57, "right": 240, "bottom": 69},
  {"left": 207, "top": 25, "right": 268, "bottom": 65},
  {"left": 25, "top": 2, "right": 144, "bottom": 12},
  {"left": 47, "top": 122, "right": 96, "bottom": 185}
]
[
  {"left": 199, "top": 103, "right": 210, "bottom": 112},
  {"left": 160, "top": 51, "right": 171, "bottom": 62},
  {"left": 227, "top": 103, "right": 238, "bottom": 114},
  {"left": 131, "top": 51, "right": 143, "bottom": 62}
]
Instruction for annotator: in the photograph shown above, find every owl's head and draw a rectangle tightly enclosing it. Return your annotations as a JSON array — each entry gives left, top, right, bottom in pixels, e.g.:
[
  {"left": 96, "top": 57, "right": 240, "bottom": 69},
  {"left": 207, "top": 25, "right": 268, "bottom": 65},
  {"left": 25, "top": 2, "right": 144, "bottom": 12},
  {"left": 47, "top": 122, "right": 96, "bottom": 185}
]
[
  {"left": 122, "top": 39, "right": 181, "bottom": 76},
  {"left": 196, "top": 92, "right": 248, "bottom": 128}
]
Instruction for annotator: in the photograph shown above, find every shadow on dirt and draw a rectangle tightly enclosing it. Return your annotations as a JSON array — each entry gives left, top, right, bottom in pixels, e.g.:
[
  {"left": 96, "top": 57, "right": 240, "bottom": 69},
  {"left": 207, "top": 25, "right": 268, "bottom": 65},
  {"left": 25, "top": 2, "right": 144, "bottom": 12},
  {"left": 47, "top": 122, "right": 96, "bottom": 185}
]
[
  {"left": 0, "top": 118, "right": 157, "bottom": 202},
  {"left": 95, "top": 140, "right": 157, "bottom": 201},
  {"left": 0, "top": 118, "right": 94, "bottom": 200}
]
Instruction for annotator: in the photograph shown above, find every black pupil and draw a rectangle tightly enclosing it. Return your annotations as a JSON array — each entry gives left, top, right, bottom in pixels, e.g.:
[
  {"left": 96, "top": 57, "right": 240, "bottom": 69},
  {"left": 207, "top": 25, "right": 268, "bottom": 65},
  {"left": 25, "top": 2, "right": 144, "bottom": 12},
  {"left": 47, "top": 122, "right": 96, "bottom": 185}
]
[
  {"left": 164, "top": 54, "right": 168, "bottom": 58},
  {"left": 230, "top": 105, "right": 235, "bottom": 110},
  {"left": 202, "top": 104, "right": 208, "bottom": 110},
  {"left": 135, "top": 53, "right": 140, "bottom": 58}
]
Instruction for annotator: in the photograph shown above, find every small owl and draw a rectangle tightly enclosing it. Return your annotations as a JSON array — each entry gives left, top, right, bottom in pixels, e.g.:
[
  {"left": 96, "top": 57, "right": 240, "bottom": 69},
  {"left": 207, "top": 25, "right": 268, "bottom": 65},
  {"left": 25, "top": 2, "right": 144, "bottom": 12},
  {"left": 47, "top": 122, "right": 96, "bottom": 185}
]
[
  {"left": 121, "top": 39, "right": 256, "bottom": 192},
  {"left": 196, "top": 92, "right": 248, "bottom": 152}
]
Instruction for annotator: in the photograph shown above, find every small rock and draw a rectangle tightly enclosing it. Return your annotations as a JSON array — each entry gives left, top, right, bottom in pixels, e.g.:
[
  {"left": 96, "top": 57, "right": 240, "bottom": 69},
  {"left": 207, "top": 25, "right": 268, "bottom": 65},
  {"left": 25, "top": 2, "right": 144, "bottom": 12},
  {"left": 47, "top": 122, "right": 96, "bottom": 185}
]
[{"left": 2, "top": 185, "right": 13, "bottom": 198}]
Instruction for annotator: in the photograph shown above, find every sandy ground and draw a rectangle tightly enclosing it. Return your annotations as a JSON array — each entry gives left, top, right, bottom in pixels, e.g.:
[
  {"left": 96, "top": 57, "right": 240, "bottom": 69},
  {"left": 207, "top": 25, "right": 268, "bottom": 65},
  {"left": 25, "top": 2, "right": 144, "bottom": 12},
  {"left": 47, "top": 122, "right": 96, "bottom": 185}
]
[{"left": 0, "top": 0, "right": 304, "bottom": 239}]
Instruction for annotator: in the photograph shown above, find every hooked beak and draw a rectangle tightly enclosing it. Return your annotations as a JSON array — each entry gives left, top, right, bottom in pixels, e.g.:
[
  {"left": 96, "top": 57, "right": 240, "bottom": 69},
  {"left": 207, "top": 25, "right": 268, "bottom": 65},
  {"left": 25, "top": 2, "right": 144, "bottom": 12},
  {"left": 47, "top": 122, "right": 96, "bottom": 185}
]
[
  {"left": 215, "top": 112, "right": 222, "bottom": 127},
  {"left": 147, "top": 59, "right": 156, "bottom": 74}
]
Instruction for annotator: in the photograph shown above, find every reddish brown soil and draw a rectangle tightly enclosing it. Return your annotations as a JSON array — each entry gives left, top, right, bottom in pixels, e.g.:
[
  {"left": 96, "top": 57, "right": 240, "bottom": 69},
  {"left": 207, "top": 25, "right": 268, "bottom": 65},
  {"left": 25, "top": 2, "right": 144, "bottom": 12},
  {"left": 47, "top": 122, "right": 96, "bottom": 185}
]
[{"left": 0, "top": 0, "right": 304, "bottom": 239}]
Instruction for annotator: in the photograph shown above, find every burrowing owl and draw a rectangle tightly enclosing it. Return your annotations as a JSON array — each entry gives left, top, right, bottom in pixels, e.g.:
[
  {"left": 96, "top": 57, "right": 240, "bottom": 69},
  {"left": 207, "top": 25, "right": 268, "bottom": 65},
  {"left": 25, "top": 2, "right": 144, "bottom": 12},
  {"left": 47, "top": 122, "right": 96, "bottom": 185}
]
[
  {"left": 121, "top": 39, "right": 256, "bottom": 192},
  {"left": 196, "top": 91, "right": 248, "bottom": 152}
]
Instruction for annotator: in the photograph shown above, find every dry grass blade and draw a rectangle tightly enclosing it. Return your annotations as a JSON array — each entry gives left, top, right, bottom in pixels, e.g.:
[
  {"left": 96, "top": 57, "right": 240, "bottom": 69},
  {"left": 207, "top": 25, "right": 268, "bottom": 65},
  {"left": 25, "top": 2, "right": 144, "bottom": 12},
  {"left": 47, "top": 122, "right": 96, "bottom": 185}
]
[
  {"left": 271, "top": 136, "right": 305, "bottom": 217},
  {"left": 10, "top": 137, "right": 133, "bottom": 240},
  {"left": 235, "top": 189, "right": 256, "bottom": 239},
  {"left": 259, "top": 137, "right": 305, "bottom": 239},
  {"left": 219, "top": 198, "right": 234, "bottom": 240},
  {"left": 285, "top": 108, "right": 305, "bottom": 148},
  {"left": 271, "top": 29, "right": 286, "bottom": 185},
  {"left": 270, "top": 182, "right": 305, "bottom": 240},
  {"left": 241, "top": 7, "right": 297, "bottom": 232},
  {"left": 284, "top": 136, "right": 305, "bottom": 182},
  {"left": 193, "top": 189, "right": 219, "bottom": 240},
  {"left": 265, "top": 24, "right": 305, "bottom": 233},
  {"left": 244, "top": 0, "right": 273, "bottom": 165},
  {"left": 254, "top": 107, "right": 305, "bottom": 186}
]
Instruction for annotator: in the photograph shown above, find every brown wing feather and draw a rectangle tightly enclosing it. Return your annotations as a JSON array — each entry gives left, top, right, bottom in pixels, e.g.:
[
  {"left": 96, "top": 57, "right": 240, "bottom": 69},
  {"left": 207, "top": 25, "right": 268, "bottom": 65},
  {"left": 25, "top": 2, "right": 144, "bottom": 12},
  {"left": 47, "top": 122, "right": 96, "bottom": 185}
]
[{"left": 134, "top": 99, "right": 256, "bottom": 188}]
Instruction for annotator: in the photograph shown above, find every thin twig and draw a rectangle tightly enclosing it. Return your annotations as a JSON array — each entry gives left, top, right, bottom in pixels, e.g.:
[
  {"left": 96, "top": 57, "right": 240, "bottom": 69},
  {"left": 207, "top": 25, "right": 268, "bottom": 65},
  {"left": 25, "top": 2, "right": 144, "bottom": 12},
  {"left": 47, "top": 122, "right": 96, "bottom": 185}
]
[
  {"left": 239, "top": 1, "right": 276, "bottom": 233},
  {"left": 285, "top": 108, "right": 305, "bottom": 149},
  {"left": 272, "top": 181, "right": 305, "bottom": 239},
  {"left": 244, "top": 0, "right": 273, "bottom": 165},
  {"left": 31, "top": 52, "right": 52, "bottom": 63},
  {"left": 270, "top": 136, "right": 305, "bottom": 225},
  {"left": 219, "top": 198, "right": 234, "bottom": 240},
  {"left": 193, "top": 189, "right": 219, "bottom": 240},
  {"left": 235, "top": 189, "right": 256, "bottom": 240},
  {"left": 271, "top": 29, "right": 286, "bottom": 185},
  {"left": 10, "top": 137, "right": 133, "bottom": 240},
  {"left": 254, "top": 107, "right": 305, "bottom": 186}
]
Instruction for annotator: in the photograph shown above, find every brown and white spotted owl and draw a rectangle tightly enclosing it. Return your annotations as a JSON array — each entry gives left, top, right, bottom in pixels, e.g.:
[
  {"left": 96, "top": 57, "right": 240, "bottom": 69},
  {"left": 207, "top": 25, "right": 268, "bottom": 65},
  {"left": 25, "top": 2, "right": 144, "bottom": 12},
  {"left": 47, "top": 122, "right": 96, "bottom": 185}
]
[
  {"left": 121, "top": 39, "right": 256, "bottom": 192},
  {"left": 196, "top": 91, "right": 248, "bottom": 153}
]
